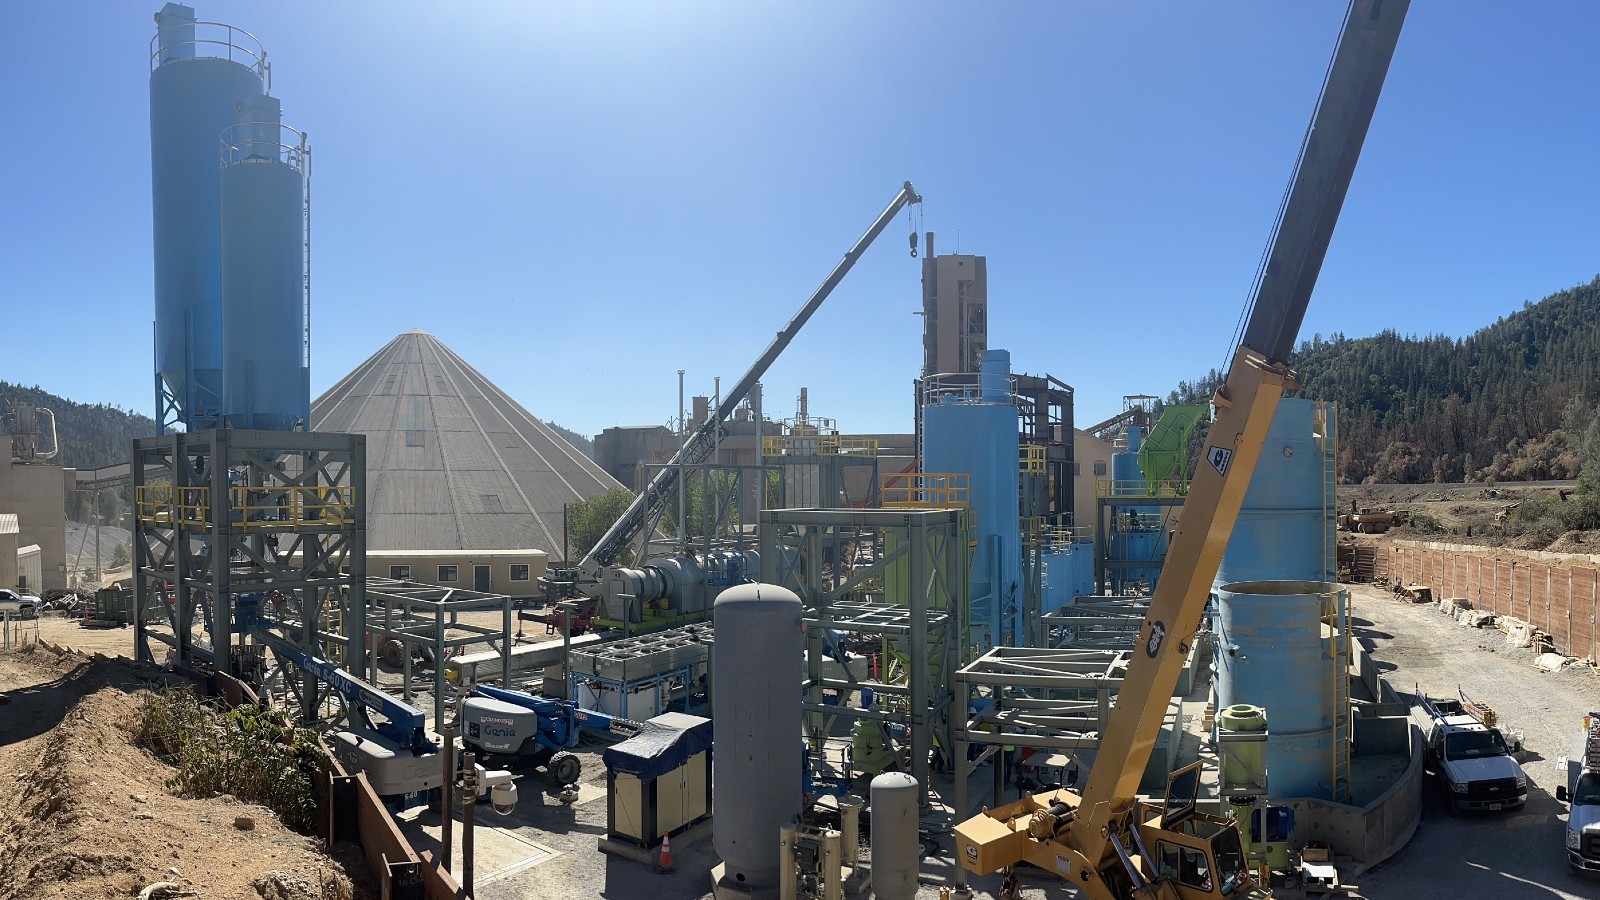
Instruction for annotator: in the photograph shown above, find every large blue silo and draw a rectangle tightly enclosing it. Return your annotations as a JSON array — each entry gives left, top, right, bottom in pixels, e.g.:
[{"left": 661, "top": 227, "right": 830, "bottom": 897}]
[
  {"left": 1213, "top": 399, "right": 1332, "bottom": 590},
  {"left": 220, "top": 94, "right": 309, "bottom": 431},
  {"left": 1215, "top": 580, "right": 1337, "bottom": 799},
  {"left": 150, "top": 3, "right": 266, "bottom": 432},
  {"left": 923, "top": 349, "right": 1020, "bottom": 649}
]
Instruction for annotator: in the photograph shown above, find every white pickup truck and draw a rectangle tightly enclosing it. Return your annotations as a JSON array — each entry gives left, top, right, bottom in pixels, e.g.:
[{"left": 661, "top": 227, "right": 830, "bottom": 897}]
[
  {"left": 1557, "top": 715, "right": 1600, "bottom": 875},
  {"left": 1417, "top": 686, "right": 1528, "bottom": 815}
]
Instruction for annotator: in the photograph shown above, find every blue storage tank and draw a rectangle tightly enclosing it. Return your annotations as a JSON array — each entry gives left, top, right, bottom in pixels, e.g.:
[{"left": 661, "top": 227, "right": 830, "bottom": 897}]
[
  {"left": 220, "top": 94, "right": 309, "bottom": 431},
  {"left": 1216, "top": 580, "right": 1337, "bottom": 799},
  {"left": 1110, "top": 426, "right": 1164, "bottom": 591},
  {"left": 149, "top": 3, "right": 266, "bottom": 431},
  {"left": 923, "top": 350, "right": 1020, "bottom": 649},
  {"left": 1213, "top": 399, "right": 1332, "bottom": 591},
  {"left": 1041, "top": 539, "right": 1095, "bottom": 613}
]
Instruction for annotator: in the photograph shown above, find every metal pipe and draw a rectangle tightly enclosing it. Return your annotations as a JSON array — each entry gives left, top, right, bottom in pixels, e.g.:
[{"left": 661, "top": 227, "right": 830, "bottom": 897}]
[
  {"left": 440, "top": 726, "right": 454, "bottom": 872},
  {"left": 462, "top": 753, "right": 477, "bottom": 897}
]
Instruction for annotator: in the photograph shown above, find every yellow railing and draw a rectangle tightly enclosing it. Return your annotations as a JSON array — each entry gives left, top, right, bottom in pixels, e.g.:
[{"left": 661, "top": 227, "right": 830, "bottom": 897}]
[
  {"left": 1020, "top": 444, "right": 1047, "bottom": 476},
  {"left": 763, "top": 434, "right": 880, "bottom": 457},
  {"left": 135, "top": 484, "right": 356, "bottom": 528},
  {"left": 1095, "top": 478, "right": 1187, "bottom": 499},
  {"left": 881, "top": 472, "right": 971, "bottom": 508},
  {"left": 231, "top": 486, "right": 357, "bottom": 528},
  {"left": 135, "top": 485, "right": 210, "bottom": 527}
]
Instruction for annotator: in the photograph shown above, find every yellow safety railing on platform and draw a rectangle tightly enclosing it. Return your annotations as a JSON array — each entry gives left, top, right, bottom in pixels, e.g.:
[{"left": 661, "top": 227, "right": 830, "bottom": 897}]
[
  {"left": 1019, "top": 444, "right": 1047, "bottom": 476},
  {"left": 880, "top": 472, "right": 970, "bottom": 508},
  {"left": 763, "top": 434, "right": 880, "bottom": 457},
  {"left": 136, "top": 485, "right": 210, "bottom": 528},
  {"left": 135, "top": 484, "right": 356, "bottom": 529},
  {"left": 230, "top": 486, "right": 357, "bottom": 528},
  {"left": 1095, "top": 479, "right": 1187, "bottom": 499}
]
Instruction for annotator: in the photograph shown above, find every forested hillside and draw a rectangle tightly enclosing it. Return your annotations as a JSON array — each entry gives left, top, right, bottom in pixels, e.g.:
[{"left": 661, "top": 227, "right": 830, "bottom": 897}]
[
  {"left": 0, "top": 382, "right": 155, "bottom": 470},
  {"left": 1167, "top": 277, "right": 1600, "bottom": 484}
]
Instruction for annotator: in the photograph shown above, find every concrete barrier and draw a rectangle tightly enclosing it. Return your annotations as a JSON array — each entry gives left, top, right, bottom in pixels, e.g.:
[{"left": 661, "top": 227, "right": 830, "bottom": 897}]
[{"left": 1271, "top": 722, "right": 1424, "bottom": 875}]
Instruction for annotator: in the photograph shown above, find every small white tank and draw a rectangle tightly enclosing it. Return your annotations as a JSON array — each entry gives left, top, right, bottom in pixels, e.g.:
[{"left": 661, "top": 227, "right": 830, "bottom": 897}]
[
  {"left": 870, "top": 772, "right": 919, "bottom": 900},
  {"left": 712, "top": 582, "right": 803, "bottom": 889}
]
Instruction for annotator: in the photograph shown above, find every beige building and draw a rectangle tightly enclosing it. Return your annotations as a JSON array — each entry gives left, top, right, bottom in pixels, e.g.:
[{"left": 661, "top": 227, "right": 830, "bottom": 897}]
[
  {"left": 1073, "top": 428, "right": 1115, "bottom": 534},
  {"left": 0, "top": 458, "right": 70, "bottom": 592},
  {"left": 368, "top": 549, "right": 548, "bottom": 596}
]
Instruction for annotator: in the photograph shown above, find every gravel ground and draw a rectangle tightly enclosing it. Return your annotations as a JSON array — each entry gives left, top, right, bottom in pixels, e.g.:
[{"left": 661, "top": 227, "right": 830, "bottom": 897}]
[{"left": 1348, "top": 582, "right": 1600, "bottom": 899}]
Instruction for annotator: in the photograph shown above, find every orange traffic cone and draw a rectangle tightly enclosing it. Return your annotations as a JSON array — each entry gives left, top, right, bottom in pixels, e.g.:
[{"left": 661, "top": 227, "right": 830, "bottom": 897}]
[{"left": 656, "top": 832, "right": 675, "bottom": 874}]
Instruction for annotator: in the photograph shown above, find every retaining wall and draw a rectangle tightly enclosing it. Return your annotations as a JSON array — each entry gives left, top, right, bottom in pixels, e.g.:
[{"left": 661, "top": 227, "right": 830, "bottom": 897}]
[{"left": 1384, "top": 542, "right": 1600, "bottom": 662}]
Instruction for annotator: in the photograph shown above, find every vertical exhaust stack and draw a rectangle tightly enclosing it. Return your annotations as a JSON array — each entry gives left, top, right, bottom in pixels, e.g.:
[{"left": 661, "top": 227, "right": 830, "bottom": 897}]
[
  {"left": 149, "top": 3, "right": 267, "bottom": 432},
  {"left": 220, "top": 93, "right": 310, "bottom": 431}
]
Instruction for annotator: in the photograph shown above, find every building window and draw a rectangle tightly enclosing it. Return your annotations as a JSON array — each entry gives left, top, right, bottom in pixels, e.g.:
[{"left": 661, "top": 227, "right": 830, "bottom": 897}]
[
  {"left": 1093, "top": 460, "right": 1108, "bottom": 477},
  {"left": 389, "top": 565, "right": 411, "bottom": 580},
  {"left": 510, "top": 564, "right": 530, "bottom": 582},
  {"left": 437, "top": 565, "right": 459, "bottom": 583}
]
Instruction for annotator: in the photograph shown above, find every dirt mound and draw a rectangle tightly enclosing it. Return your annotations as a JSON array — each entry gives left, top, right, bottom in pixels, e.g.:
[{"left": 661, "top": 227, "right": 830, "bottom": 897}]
[
  {"left": 1546, "top": 530, "right": 1600, "bottom": 554},
  {"left": 0, "top": 647, "right": 359, "bottom": 900}
]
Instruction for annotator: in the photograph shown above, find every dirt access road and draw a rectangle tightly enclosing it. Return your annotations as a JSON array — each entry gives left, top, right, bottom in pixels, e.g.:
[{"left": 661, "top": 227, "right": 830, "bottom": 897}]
[{"left": 1349, "top": 582, "right": 1600, "bottom": 899}]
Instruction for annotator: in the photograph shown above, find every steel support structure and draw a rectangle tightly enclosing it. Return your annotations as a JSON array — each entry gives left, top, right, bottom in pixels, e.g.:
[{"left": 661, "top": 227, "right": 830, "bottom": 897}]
[
  {"left": 639, "top": 461, "right": 783, "bottom": 561},
  {"left": 131, "top": 429, "right": 366, "bottom": 725},
  {"left": 950, "top": 646, "right": 1128, "bottom": 891},
  {"left": 760, "top": 507, "right": 968, "bottom": 809},
  {"left": 1093, "top": 490, "right": 1187, "bottom": 594},
  {"left": 361, "top": 577, "right": 516, "bottom": 729},
  {"left": 1041, "top": 597, "right": 1152, "bottom": 650}
]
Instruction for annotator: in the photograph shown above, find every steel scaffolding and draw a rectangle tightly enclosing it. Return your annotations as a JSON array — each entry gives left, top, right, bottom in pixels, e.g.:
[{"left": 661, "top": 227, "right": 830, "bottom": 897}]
[
  {"left": 759, "top": 507, "right": 969, "bottom": 808},
  {"left": 131, "top": 429, "right": 366, "bottom": 723}
]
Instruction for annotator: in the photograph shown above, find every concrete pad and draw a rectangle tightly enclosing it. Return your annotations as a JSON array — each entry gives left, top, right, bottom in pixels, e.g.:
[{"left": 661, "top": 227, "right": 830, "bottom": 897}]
[{"left": 398, "top": 806, "right": 559, "bottom": 886}]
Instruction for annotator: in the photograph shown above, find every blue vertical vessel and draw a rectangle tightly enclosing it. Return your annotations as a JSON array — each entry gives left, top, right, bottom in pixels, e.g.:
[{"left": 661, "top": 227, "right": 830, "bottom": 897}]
[
  {"left": 220, "top": 94, "right": 309, "bottom": 431},
  {"left": 1211, "top": 399, "right": 1340, "bottom": 799},
  {"left": 149, "top": 3, "right": 265, "bottom": 431},
  {"left": 923, "top": 350, "right": 1020, "bottom": 648}
]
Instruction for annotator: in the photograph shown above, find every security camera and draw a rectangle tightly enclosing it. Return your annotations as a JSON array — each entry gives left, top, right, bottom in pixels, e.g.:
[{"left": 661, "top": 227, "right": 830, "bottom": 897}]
[
  {"left": 490, "top": 781, "right": 518, "bottom": 815},
  {"left": 475, "top": 766, "right": 519, "bottom": 815}
]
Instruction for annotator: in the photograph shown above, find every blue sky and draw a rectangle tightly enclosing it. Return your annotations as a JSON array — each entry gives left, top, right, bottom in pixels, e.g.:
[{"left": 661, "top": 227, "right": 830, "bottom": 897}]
[{"left": 2, "top": 2, "right": 1597, "bottom": 438}]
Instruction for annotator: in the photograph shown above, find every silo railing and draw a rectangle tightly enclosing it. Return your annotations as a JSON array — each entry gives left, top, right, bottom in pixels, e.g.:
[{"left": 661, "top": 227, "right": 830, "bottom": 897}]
[
  {"left": 150, "top": 21, "right": 267, "bottom": 77},
  {"left": 221, "top": 122, "right": 307, "bottom": 172}
]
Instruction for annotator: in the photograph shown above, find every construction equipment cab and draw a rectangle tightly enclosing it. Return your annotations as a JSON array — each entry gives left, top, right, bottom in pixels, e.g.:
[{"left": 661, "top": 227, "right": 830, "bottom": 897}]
[
  {"left": 1557, "top": 713, "right": 1600, "bottom": 874},
  {"left": 1417, "top": 687, "right": 1527, "bottom": 814}
]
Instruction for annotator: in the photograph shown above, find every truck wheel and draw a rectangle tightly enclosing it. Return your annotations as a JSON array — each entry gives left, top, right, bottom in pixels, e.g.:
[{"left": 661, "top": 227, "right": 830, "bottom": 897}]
[
  {"left": 1444, "top": 794, "right": 1459, "bottom": 817},
  {"left": 549, "top": 752, "right": 582, "bottom": 787}
]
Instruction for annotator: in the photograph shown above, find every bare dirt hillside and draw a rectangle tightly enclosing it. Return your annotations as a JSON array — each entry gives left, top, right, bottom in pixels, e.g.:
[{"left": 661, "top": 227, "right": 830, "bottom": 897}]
[
  {"left": 1339, "top": 480, "right": 1600, "bottom": 553},
  {"left": 0, "top": 646, "right": 362, "bottom": 900}
]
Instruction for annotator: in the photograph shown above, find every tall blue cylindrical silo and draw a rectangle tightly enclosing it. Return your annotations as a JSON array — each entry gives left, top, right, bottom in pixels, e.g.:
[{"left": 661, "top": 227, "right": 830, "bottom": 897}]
[
  {"left": 1213, "top": 399, "right": 1332, "bottom": 590},
  {"left": 150, "top": 3, "right": 265, "bottom": 431},
  {"left": 221, "top": 94, "right": 309, "bottom": 431},
  {"left": 1215, "top": 580, "right": 1336, "bottom": 799},
  {"left": 923, "top": 350, "right": 1020, "bottom": 649}
]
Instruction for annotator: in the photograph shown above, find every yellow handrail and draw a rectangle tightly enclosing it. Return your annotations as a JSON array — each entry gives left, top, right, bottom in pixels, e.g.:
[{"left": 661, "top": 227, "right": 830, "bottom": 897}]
[
  {"left": 881, "top": 472, "right": 971, "bottom": 508},
  {"left": 1020, "top": 444, "right": 1047, "bottom": 476},
  {"left": 763, "top": 434, "right": 880, "bottom": 457}
]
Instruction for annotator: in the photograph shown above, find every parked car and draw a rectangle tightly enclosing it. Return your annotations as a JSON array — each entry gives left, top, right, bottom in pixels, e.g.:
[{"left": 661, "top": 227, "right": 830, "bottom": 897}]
[
  {"left": 1556, "top": 714, "right": 1600, "bottom": 875},
  {"left": 1416, "top": 685, "right": 1527, "bottom": 814},
  {"left": 0, "top": 588, "right": 39, "bottom": 618}
]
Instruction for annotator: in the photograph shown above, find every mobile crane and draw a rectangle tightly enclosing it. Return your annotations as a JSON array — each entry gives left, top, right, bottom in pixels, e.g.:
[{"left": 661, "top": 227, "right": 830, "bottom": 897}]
[
  {"left": 540, "top": 182, "right": 923, "bottom": 626},
  {"left": 954, "top": 2, "right": 1408, "bottom": 898}
]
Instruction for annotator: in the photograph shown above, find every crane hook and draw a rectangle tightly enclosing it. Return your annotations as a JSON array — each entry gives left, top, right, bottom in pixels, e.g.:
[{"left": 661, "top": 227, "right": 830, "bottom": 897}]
[{"left": 909, "top": 232, "right": 918, "bottom": 258}]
